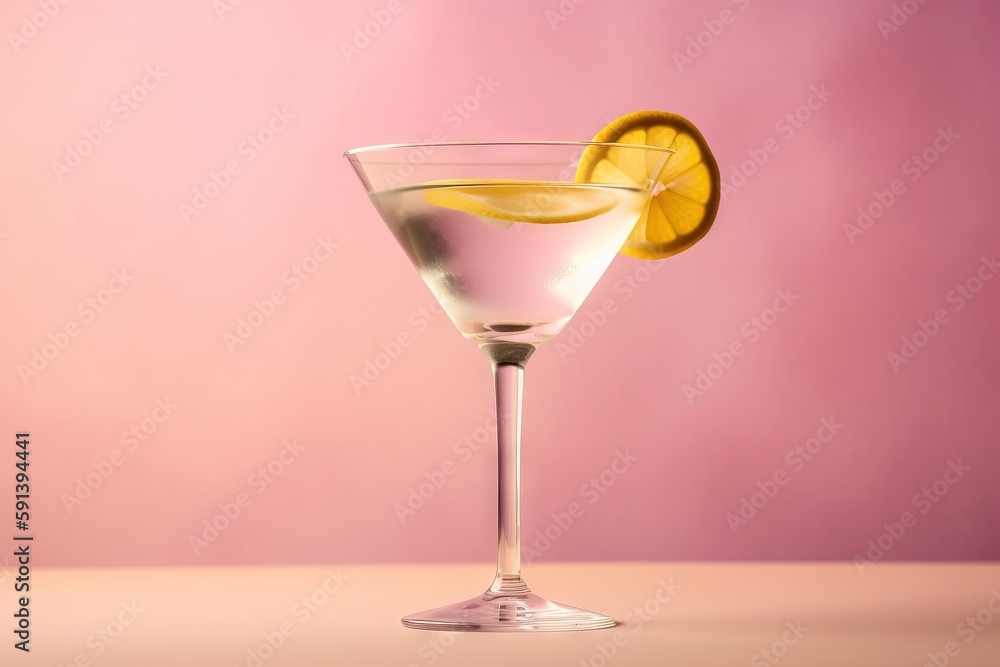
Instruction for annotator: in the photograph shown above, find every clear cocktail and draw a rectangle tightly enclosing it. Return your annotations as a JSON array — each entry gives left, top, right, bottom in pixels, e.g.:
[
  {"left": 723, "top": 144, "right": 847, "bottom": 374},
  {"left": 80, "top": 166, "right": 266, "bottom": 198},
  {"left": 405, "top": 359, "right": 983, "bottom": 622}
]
[
  {"left": 345, "top": 114, "right": 719, "bottom": 632},
  {"left": 373, "top": 180, "right": 648, "bottom": 344}
]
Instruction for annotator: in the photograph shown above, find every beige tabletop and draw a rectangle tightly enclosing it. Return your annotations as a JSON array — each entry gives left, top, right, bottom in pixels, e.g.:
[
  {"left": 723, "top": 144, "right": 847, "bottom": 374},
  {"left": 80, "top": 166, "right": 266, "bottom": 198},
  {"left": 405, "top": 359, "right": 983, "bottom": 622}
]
[{"left": 17, "top": 562, "right": 1000, "bottom": 666}]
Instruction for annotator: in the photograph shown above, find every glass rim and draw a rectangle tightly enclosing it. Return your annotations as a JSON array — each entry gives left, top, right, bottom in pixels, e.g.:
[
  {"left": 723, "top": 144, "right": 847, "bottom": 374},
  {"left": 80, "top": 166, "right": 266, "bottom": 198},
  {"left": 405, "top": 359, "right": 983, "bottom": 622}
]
[{"left": 343, "top": 140, "right": 676, "bottom": 158}]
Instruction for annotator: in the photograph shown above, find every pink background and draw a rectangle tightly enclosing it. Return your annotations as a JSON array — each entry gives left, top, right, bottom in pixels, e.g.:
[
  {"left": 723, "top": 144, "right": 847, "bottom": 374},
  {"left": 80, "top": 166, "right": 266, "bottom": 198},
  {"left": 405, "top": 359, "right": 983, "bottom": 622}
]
[{"left": 1, "top": 0, "right": 997, "bottom": 567}]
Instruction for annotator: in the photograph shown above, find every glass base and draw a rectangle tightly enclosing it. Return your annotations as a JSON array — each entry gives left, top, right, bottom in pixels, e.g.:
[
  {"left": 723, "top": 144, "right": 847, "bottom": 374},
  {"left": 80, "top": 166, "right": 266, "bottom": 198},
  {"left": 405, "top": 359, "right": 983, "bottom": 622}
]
[{"left": 401, "top": 589, "right": 616, "bottom": 632}]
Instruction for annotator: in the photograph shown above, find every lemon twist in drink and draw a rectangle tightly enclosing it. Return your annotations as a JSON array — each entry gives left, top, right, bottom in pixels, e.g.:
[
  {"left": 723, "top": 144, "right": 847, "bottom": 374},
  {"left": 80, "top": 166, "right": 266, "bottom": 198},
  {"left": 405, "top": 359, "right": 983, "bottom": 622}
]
[{"left": 410, "top": 111, "right": 721, "bottom": 261}]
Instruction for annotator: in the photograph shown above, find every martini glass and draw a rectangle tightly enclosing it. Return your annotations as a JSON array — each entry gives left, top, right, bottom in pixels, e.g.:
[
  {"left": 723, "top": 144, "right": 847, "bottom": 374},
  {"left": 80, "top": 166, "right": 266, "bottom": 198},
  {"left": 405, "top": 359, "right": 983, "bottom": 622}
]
[{"left": 345, "top": 141, "right": 672, "bottom": 631}]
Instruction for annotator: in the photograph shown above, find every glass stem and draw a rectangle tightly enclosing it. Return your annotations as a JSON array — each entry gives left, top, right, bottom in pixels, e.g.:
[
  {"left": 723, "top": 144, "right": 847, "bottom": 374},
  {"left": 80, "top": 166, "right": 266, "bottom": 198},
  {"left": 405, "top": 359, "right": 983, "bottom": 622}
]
[{"left": 481, "top": 342, "right": 535, "bottom": 595}]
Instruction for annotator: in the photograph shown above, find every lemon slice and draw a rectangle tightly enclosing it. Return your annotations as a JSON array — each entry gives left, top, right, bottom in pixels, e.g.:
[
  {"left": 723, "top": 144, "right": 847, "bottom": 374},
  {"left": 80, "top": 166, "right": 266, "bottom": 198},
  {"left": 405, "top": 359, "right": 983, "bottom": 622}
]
[
  {"left": 576, "top": 111, "right": 720, "bottom": 259},
  {"left": 423, "top": 179, "right": 618, "bottom": 224}
]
